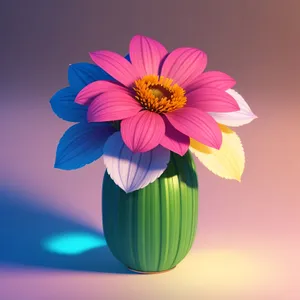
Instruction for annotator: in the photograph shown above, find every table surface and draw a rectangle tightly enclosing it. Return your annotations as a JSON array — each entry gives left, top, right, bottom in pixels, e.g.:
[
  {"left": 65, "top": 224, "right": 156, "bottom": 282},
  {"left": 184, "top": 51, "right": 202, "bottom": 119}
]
[
  {"left": 0, "top": 240, "right": 298, "bottom": 300},
  {"left": 0, "top": 185, "right": 298, "bottom": 300}
]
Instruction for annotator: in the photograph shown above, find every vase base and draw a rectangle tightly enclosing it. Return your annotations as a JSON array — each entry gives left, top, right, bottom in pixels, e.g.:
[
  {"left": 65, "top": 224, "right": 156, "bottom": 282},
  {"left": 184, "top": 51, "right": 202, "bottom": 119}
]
[{"left": 127, "top": 265, "right": 176, "bottom": 274}]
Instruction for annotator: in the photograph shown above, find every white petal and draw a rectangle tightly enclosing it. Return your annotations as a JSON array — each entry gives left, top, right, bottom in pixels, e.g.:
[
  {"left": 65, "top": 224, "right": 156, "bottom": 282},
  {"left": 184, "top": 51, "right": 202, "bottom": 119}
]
[
  {"left": 103, "top": 132, "right": 170, "bottom": 193},
  {"left": 209, "top": 89, "right": 257, "bottom": 127}
]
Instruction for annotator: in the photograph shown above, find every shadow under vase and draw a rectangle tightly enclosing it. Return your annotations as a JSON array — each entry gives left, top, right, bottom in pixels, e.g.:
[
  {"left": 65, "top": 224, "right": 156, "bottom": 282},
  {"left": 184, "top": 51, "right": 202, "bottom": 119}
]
[{"left": 0, "top": 189, "right": 133, "bottom": 274}]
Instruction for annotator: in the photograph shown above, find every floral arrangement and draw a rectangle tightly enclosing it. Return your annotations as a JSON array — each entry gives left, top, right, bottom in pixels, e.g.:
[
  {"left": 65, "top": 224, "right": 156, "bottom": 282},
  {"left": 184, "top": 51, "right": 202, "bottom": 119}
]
[{"left": 50, "top": 35, "right": 256, "bottom": 193}]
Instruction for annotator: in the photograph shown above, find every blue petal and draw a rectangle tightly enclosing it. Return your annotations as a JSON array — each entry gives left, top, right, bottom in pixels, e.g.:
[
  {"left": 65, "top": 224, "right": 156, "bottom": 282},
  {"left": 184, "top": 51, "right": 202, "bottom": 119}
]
[
  {"left": 68, "top": 55, "right": 132, "bottom": 92},
  {"left": 124, "top": 53, "right": 131, "bottom": 62},
  {"left": 68, "top": 63, "right": 114, "bottom": 92},
  {"left": 103, "top": 132, "right": 170, "bottom": 193},
  {"left": 55, "top": 123, "right": 115, "bottom": 170},
  {"left": 50, "top": 87, "right": 87, "bottom": 122}
]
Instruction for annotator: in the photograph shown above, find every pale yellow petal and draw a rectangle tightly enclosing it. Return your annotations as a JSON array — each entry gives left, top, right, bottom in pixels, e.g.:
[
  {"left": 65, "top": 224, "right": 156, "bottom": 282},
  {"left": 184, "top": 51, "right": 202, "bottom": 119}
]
[{"left": 189, "top": 124, "right": 245, "bottom": 181}]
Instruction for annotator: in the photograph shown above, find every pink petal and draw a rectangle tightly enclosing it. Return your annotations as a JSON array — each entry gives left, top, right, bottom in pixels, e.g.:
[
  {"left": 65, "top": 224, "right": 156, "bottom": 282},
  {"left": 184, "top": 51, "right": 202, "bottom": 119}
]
[
  {"left": 121, "top": 110, "right": 165, "bottom": 152},
  {"left": 160, "top": 116, "right": 189, "bottom": 156},
  {"left": 88, "top": 91, "right": 142, "bottom": 122},
  {"left": 89, "top": 50, "right": 140, "bottom": 87},
  {"left": 129, "top": 35, "right": 168, "bottom": 77},
  {"left": 185, "top": 71, "right": 236, "bottom": 93},
  {"left": 75, "top": 80, "right": 128, "bottom": 105},
  {"left": 165, "top": 107, "right": 222, "bottom": 149},
  {"left": 186, "top": 87, "right": 240, "bottom": 112},
  {"left": 160, "top": 47, "right": 207, "bottom": 89},
  {"left": 103, "top": 132, "right": 170, "bottom": 193}
]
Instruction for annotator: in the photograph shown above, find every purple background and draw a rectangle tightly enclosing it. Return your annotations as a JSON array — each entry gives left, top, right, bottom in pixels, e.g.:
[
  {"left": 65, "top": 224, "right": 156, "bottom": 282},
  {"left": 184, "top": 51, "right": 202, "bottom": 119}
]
[{"left": 1, "top": 0, "right": 299, "bottom": 299}]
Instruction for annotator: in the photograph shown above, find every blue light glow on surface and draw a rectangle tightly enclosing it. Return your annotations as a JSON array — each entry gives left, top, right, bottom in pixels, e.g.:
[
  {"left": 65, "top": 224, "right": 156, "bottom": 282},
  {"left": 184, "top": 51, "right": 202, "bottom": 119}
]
[{"left": 42, "top": 232, "right": 106, "bottom": 255}]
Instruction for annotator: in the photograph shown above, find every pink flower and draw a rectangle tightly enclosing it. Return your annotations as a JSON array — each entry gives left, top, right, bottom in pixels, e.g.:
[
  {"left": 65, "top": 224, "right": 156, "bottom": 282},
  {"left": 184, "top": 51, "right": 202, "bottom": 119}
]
[{"left": 75, "top": 35, "right": 239, "bottom": 156}]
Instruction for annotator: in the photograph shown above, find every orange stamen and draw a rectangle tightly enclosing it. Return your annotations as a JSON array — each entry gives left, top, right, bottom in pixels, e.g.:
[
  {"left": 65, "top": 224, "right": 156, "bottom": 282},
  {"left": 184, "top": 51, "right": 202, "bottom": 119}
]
[{"left": 133, "top": 75, "right": 187, "bottom": 114}]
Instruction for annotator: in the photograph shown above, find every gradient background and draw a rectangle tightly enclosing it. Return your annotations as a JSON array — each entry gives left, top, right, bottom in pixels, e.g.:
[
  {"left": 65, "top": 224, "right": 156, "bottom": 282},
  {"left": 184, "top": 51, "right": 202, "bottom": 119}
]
[{"left": 1, "top": 0, "right": 299, "bottom": 299}]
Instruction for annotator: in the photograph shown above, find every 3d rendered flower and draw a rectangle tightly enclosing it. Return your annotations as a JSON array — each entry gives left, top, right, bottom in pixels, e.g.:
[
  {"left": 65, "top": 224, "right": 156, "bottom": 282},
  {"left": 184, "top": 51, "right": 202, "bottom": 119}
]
[{"left": 50, "top": 35, "right": 256, "bottom": 193}]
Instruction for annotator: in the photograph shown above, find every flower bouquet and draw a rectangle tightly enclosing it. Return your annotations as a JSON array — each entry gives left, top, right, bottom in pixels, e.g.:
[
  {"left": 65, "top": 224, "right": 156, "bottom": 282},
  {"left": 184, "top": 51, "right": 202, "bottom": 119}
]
[{"left": 50, "top": 35, "right": 256, "bottom": 273}]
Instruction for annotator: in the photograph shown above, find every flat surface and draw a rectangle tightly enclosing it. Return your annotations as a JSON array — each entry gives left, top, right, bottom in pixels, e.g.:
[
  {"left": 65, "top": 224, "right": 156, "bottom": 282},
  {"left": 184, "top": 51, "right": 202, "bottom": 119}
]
[
  {"left": 1, "top": 0, "right": 299, "bottom": 299},
  {"left": 0, "top": 243, "right": 298, "bottom": 300}
]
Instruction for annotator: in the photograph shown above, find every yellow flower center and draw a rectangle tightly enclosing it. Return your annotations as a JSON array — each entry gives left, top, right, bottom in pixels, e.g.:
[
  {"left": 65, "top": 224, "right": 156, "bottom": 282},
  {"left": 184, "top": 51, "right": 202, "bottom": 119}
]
[{"left": 133, "top": 75, "right": 187, "bottom": 114}]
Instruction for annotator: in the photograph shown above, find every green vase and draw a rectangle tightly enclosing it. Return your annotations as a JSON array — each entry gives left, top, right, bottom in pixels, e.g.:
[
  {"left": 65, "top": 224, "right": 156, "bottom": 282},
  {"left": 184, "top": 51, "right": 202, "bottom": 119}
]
[{"left": 102, "top": 150, "right": 198, "bottom": 273}]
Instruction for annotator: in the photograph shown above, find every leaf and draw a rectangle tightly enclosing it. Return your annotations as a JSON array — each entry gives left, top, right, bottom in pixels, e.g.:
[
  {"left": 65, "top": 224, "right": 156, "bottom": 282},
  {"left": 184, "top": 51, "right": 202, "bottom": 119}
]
[{"left": 189, "top": 124, "right": 245, "bottom": 181}]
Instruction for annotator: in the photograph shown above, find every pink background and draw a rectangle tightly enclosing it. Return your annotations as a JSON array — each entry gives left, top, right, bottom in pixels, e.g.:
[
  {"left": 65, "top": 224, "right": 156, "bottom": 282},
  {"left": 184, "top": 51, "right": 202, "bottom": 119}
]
[{"left": 1, "top": 0, "right": 299, "bottom": 299}]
